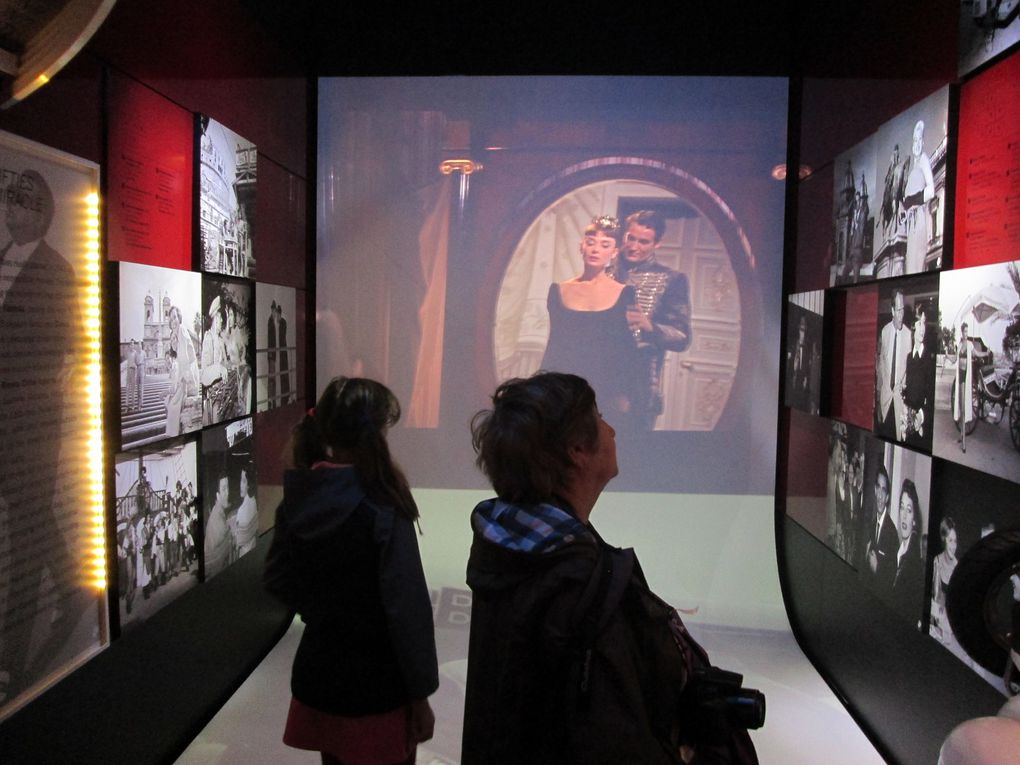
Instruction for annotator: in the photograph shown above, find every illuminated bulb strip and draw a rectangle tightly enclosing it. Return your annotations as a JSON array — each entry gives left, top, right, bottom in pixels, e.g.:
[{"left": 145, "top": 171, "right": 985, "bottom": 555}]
[{"left": 84, "top": 192, "right": 105, "bottom": 591}]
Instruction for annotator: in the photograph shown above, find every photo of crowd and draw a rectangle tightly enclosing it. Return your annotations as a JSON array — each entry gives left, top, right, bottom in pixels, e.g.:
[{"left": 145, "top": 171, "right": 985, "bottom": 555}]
[{"left": 114, "top": 441, "right": 200, "bottom": 627}]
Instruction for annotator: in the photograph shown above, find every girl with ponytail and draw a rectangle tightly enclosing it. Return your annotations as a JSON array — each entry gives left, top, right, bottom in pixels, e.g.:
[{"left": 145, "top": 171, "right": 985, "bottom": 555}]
[{"left": 266, "top": 377, "right": 437, "bottom": 765}]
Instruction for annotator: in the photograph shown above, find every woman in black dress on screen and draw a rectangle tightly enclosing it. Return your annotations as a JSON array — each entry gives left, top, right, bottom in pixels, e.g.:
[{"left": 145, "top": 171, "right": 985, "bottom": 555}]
[{"left": 542, "top": 216, "right": 643, "bottom": 428}]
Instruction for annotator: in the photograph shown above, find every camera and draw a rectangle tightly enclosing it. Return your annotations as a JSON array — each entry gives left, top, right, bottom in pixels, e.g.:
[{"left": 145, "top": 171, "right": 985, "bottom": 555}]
[{"left": 686, "top": 665, "right": 766, "bottom": 731}]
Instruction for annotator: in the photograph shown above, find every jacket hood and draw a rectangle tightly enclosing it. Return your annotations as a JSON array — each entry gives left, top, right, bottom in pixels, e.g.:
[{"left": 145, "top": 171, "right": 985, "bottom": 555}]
[
  {"left": 280, "top": 466, "right": 365, "bottom": 541},
  {"left": 466, "top": 498, "right": 596, "bottom": 597}
]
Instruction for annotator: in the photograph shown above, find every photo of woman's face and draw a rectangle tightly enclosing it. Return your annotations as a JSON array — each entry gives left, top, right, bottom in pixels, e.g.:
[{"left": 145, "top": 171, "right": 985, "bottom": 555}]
[
  {"left": 946, "top": 528, "right": 957, "bottom": 559},
  {"left": 898, "top": 493, "right": 915, "bottom": 541},
  {"left": 579, "top": 230, "right": 618, "bottom": 271}
]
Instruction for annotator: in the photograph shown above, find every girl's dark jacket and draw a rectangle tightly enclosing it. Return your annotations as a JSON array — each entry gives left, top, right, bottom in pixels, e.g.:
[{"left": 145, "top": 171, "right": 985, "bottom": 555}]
[{"left": 264, "top": 466, "right": 438, "bottom": 715}]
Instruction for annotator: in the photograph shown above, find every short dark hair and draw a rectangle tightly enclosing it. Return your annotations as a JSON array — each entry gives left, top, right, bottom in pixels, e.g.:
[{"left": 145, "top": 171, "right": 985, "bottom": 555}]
[
  {"left": 471, "top": 372, "right": 599, "bottom": 504},
  {"left": 625, "top": 210, "right": 666, "bottom": 242},
  {"left": 939, "top": 516, "right": 955, "bottom": 542},
  {"left": 876, "top": 464, "right": 889, "bottom": 494}
]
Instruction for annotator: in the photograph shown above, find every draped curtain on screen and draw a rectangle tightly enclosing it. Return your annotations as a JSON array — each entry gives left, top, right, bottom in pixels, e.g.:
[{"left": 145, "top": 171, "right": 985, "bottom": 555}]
[{"left": 318, "top": 108, "right": 449, "bottom": 426}]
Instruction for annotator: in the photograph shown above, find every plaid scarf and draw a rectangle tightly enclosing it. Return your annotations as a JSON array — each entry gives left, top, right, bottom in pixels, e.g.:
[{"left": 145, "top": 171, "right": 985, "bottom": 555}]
[{"left": 472, "top": 499, "right": 591, "bottom": 554}]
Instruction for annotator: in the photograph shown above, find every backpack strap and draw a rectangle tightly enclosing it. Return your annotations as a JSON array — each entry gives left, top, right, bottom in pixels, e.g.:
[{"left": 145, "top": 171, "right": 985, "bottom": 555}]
[{"left": 571, "top": 544, "right": 635, "bottom": 700}]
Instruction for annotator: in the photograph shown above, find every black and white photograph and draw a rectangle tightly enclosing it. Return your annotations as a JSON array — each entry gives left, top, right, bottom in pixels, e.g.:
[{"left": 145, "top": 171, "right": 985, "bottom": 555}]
[
  {"left": 857, "top": 437, "right": 932, "bottom": 628},
  {"left": 197, "top": 115, "right": 256, "bottom": 279},
  {"left": 0, "top": 131, "right": 106, "bottom": 718},
  {"left": 871, "top": 87, "right": 950, "bottom": 280},
  {"left": 119, "top": 262, "right": 203, "bottom": 449},
  {"left": 929, "top": 460, "right": 1020, "bottom": 694},
  {"left": 959, "top": 0, "right": 1020, "bottom": 76},
  {"left": 826, "top": 422, "right": 868, "bottom": 568},
  {"left": 873, "top": 276, "right": 940, "bottom": 450},
  {"left": 933, "top": 261, "right": 1020, "bottom": 483},
  {"left": 830, "top": 134, "right": 877, "bottom": 286},
  {"left": 255, "top": 282, "right": 297, "bottom": 412},
  {"left": 785, "top": 291, "right": 824, "bottom": 414},
  {"left": 201, "top": 276, "right": 253, "bottom": 427},
  {"left": 114, "top": 440, "right": 200, "bottom": 629},
  {"left": 201, "top": 417, "right": 257, "bottom": 581}
]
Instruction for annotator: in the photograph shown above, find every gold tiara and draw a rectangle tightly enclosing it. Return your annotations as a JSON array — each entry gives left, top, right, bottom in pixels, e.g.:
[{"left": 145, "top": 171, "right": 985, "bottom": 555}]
[{"left": 590, "top": 215, "right": 620, "bottom": 231}]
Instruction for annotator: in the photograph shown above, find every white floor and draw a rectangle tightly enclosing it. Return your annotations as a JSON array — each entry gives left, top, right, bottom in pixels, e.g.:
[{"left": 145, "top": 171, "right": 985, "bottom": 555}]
[{"left": 175, "top": 616, "right": 886, "bottom": 765}]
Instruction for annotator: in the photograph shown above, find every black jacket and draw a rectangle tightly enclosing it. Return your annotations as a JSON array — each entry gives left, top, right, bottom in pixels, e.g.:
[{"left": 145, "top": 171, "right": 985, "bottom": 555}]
[
  {"left": 265, "top": 466, "right": 438, "bottom": 715},
  {"left": 462, "top": 500, "right": 688, "bottom": 765}
]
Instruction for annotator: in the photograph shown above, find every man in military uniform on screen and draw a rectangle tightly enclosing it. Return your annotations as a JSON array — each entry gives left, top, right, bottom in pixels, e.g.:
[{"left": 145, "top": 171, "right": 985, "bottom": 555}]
[{"left": 608, "top": 210, "right": 692, "bottom": 430}]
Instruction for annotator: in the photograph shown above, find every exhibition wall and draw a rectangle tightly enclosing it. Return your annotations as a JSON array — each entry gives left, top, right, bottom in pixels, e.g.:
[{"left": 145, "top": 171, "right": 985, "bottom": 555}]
[
  {"left": 778, "top": 12, "right": 1020, "bottom": 764},
  {"left": 0, "top": 0, "right": 311, "bottom": 758}
]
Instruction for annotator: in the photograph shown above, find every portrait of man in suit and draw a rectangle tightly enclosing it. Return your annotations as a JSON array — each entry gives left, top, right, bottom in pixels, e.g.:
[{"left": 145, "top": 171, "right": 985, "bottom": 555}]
[
  {"left": 875, "top": 289, "right": 911, "bottom": 440},
  {"left": 865, "top": 464, "right": 899, "bottom": 589}
]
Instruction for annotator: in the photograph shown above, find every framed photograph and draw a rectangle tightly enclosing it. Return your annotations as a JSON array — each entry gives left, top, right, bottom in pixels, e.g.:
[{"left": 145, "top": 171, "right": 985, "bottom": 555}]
[
  {"left": 929, "top": 459, "right": 1019, "bottom": 694},
  {"left": 933, "top": 261, "right": 1020, "bottom": 482},
  {"left": 255, "top": 282, "right": 297, "bottom": 412},
  {"left": 958, "top": 0, "right": 1020, "bottom": 77},
  {"left": 825, "top": 422, "right": 869, "bottom": 568},
  {"left": 201, "top": 417, "right": 257, "bottom": 580},
  {"left": 196, "top": 115, "right": 256, "bottom": 279},
  {"left": 0, "top": 130, "right": 107, "bottom": 720},
  {"left": 830, "top": 135, "right": 877, "bottom": 287},
  {"left": 119, "top": 262, "right": 203, "bottom": 448},
  {"left": 114, "top": 440, "right": 200, "bottom": 629},
  {"left": 954, "top": 50, "right": 1020, "bottom": 270},
  {"left": 858, "top": 437, "right": 932, "bottom": 630},
  {"left": 785, "top": 291, "right": 824, "bottom": 415},
  {"left": 200, "top": 276, "right": 253, "bottom": 427},
  {"left": 871, "top": 87, "right": 950, "bottom": 281},
  {"left": 107, "top": 73, "right": 192, "bottom": 270},
  {"left": 872, "top": 276, "right": 940, "bottom": 450}
]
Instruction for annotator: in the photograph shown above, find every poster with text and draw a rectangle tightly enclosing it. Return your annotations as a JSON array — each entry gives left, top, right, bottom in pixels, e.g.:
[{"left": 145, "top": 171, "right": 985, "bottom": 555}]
[
  {"left": 107, "top": 74, "right": 192, "bottom": 269},
  {"left": 0, "top": 130, "right": 107, "bottom": 720},
  {"left": 197, "top": 115, "right": 256, "bottom": 279},
  {"left": 954, "top": 50, "right": 1020, "bottom": 269}
]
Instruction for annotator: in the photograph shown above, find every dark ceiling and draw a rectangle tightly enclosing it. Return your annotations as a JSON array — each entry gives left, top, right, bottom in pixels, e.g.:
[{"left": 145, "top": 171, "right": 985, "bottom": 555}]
[{"left": 240, "top": 0, "right": 959, "bottom": 80}]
